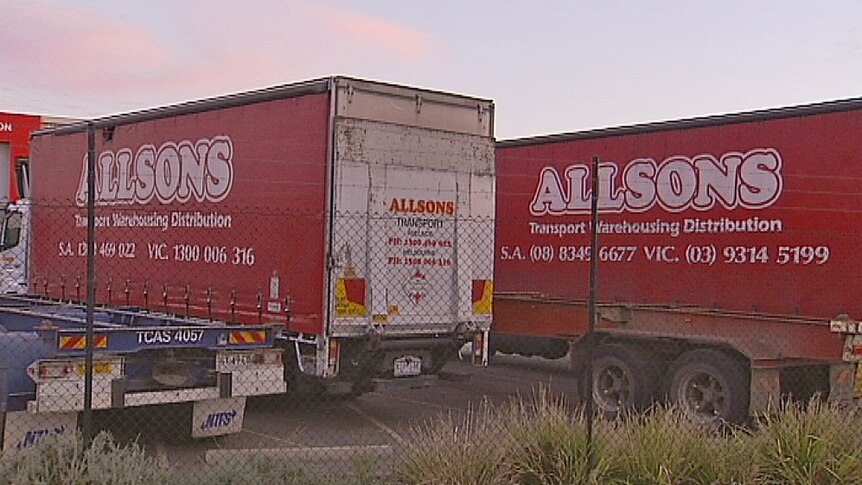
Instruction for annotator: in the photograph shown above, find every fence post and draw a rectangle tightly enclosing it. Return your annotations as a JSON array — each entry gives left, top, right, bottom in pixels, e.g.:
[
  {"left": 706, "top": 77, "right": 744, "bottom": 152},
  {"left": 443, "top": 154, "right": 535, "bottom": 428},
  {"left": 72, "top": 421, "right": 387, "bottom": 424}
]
[
  {"left": 82, "top": 121, "right": 96, "bottom": 449},
  {"left": 585, "top": 155, "right": 600, "bottom": 455}
]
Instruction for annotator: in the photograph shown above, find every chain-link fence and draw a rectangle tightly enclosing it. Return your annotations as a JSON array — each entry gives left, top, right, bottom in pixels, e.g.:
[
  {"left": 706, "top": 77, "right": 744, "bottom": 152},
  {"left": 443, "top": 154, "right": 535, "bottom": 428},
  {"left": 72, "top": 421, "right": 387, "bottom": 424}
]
[
  {"left": 3, "top": 98, "right": 862, "bottom": 483},
  {"left": 1, "top": 196, "right": 860, "bottom": 483},
  {"left": 0, "top": 198, "right": 496, "bottom": 482}
]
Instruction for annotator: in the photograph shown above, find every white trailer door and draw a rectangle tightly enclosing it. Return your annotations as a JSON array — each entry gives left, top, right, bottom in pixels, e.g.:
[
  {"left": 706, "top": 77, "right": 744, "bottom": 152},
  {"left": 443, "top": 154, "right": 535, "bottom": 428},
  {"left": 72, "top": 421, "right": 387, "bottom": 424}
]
[
  {"left": 329, "top": 122, "right": 467, "bottom": 336},
  {"left": 326, "top": 79, "right": 494, "bottom": 338}
]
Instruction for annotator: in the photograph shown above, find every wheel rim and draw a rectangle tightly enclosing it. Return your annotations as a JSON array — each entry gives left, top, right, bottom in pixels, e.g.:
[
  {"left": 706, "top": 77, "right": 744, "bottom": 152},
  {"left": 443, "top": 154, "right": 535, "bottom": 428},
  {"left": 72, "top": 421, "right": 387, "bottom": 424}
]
[
  {"left": 593, "top": 361, "right": 631, "bottom": 412},
  {"left": 678, "top": 371, "right": 727, "bottom": 419}
]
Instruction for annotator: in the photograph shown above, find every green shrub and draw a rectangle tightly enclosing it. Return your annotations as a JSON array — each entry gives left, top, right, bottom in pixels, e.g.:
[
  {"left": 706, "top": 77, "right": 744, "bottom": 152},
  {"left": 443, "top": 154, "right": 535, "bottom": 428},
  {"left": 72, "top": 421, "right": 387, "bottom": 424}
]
[
  {"left": 755, "top": 399, "right": 862, "bottom": 484},
  {"left": 0, "top": 432, "right": 381, "bottom": 485},
  {"left": 0, "top": 432, "right": 169, "bottom": 485}
]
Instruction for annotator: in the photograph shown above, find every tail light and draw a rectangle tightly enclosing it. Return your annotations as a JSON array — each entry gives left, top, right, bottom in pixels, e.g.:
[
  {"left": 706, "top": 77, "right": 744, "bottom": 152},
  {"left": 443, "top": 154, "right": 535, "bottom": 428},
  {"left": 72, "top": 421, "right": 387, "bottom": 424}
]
[
  {"left": 28, "top": 359, "right": 120, "bottom": 382},
  {"left": 30, "top": 361, "right": 75, "bottom": 380},
  {"left": 258, "top": 349, "right": 283, "bottom": 365}
]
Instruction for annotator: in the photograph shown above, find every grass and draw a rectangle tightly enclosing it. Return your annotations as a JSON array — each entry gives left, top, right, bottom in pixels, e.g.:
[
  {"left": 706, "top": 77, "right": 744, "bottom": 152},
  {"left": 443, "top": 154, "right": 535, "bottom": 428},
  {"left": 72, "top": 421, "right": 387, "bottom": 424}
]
[
  {"left": 184, "top": 454, "right": 317, "bottom": 485},
  {"left": 606, "top": 407, "right": 756, "bottom": 485},
  {"left": 397, "top": 390, "right": 862, "bottom": 485},
  {"left": 506, "top": 390, "right": 617, "bottom": 485},
  {"left": 755, "top": 399, "right": 862, "bottom": 484},
  {"left": 4, "top": 395, "right": 862, "bottom": 484},
  {"left": 395, "top": 398, "right": 514, "bottom": 485}
]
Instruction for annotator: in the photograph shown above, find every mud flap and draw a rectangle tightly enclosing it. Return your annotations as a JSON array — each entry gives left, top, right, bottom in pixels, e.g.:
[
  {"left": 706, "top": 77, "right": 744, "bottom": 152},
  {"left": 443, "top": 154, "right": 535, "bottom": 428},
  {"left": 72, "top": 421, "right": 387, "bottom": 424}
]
[
  {"left": 749, "top": 367, "right": 780, "bottom": 416},
  {"left": 191, "top": 397, "right": 246, "bottom": 438},
  {"left": 2, "top": 411, "right": 77, "bottom": 451},
  {"left": 827, "top": 363, "right": 858, "bottom": 404}
]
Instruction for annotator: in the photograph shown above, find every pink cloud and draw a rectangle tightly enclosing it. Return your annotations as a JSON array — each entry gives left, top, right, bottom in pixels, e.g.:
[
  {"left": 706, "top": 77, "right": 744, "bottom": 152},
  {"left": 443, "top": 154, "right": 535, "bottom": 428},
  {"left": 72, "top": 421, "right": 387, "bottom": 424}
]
[
  {"left": 305, "top": 4, "right": 434, "bottom": 62},
  {"left": 0, "top": 2, "right": 173, "bottom": 95},
  {"left": 0, "top": 1, "right": 445, "bottom": 116},
  {"left": 140, "top": 1, "right": 442, "bottom": 95}
]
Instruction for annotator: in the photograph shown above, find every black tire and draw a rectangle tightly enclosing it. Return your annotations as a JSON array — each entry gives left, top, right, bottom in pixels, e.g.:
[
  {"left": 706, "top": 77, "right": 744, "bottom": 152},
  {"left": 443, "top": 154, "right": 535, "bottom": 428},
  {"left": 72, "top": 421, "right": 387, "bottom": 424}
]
[
  {"left": 584, "top": 343, "right": 659, "bottom": 416},
  {"left": 667, "top": 349, "right": 749, "bottom": 424},
  {"left": 540, "top": 339, "right": 569, "bottom": 359}
]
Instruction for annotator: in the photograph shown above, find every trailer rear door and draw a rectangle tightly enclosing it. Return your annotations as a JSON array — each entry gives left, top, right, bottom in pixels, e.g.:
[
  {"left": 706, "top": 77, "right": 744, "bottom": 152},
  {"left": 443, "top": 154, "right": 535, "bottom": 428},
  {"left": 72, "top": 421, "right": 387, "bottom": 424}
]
[{"left": 327, "top": 79, "right": 494, "bottom": 337}]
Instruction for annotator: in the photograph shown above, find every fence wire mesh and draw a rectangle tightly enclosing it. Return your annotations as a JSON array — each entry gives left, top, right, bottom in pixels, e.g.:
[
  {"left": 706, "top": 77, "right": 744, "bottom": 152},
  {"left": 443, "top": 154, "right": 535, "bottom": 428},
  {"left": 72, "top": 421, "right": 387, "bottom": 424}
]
[{"left": 0, "top": 195, "right": 860, "bottom": 484}]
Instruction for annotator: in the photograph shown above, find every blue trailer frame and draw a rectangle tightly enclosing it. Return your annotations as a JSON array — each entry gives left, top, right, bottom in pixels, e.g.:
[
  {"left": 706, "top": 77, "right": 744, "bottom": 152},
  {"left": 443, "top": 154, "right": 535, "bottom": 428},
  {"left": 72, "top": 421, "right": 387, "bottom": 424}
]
[{"left": 0, "top": 295, "right": 284, "bottom": 420}]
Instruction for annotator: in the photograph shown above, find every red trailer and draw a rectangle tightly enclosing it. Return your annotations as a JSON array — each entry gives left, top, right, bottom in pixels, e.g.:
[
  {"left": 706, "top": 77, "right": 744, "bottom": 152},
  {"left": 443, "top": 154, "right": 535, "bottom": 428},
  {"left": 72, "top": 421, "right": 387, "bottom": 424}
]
[
  {"left": 14, "top": 77, "right": 495, "bottom": 395},
  {"left": 494, "top": 99, "right": 862, "bottom": 422}
]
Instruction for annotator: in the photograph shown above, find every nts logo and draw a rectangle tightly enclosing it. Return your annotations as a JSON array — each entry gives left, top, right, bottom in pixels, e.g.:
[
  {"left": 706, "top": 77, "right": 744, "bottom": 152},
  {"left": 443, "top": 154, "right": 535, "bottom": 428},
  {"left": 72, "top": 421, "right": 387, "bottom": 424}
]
[{"left": 201, "top": 409, "right": 238, "bottom": 431}]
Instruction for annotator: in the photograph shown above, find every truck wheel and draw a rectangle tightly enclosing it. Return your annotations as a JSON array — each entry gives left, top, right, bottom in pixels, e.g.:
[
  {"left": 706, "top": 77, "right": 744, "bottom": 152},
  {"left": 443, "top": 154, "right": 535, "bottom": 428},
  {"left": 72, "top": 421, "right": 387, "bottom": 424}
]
[
  {"left": 585, "top": 343, "right": 658, "bottom": 416},
  {"left": 667, "top": 349, "right": 749, "bottom": 424}
]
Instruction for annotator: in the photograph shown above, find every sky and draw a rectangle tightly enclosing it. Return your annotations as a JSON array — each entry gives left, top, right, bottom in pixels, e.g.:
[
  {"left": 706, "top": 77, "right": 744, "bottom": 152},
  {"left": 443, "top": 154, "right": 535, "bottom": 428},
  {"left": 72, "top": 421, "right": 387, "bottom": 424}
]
[{"left": 2, "top": 0, "right": 861, "bottom": 139}]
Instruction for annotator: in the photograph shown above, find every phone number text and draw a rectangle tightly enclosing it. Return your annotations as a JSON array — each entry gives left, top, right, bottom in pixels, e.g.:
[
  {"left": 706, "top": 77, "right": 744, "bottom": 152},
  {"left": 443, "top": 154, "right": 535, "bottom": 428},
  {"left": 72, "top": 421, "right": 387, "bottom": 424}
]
[
  {"left": 500, "top": 245, "right": 831, "bottom": 266},
  {"left": 58, "top": 241, "right": 257, "bottom": 267}
]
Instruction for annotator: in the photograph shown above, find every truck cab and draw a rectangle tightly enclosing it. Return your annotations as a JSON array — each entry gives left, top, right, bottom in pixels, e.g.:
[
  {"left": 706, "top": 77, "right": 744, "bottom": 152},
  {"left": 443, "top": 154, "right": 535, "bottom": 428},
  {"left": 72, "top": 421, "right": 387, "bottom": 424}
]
[{"left": 0, "top": 199, "right": 29, "bottom": 294}]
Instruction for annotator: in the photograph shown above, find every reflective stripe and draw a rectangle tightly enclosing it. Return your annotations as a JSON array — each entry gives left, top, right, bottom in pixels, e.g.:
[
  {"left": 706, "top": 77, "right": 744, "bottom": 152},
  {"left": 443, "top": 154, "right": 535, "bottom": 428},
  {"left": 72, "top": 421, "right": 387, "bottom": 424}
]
[
  {"left": 229, "top": 331, "right": 266, "bottom": 344},
  {"left": 59, "top": 335, "right": 107, "bottom": 350}
]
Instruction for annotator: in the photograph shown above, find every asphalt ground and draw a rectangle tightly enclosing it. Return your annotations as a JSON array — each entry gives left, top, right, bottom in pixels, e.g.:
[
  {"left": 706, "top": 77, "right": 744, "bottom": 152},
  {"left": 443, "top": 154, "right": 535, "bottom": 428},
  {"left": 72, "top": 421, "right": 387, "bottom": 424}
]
[{"left": 96, "top": 353, "right": 580, "bottom": 479}]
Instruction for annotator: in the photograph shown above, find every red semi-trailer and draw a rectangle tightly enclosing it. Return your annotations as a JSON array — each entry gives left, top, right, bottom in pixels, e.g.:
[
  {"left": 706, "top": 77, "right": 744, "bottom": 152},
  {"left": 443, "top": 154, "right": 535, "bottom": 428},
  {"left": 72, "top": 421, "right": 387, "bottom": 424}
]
[
  {"left": 10, "top": 77, "right": 495, "bottom": 397},
  {"left": 494, "top": 98, "right": 862, "bottom": 422}
]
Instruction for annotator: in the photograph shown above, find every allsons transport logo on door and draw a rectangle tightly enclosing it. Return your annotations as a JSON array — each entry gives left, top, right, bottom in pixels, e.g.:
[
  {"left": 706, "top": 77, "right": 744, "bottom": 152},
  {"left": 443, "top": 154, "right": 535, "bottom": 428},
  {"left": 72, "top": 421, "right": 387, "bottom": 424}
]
[{"left": 388, "top": 198, "right": 456, "bottom": 216}]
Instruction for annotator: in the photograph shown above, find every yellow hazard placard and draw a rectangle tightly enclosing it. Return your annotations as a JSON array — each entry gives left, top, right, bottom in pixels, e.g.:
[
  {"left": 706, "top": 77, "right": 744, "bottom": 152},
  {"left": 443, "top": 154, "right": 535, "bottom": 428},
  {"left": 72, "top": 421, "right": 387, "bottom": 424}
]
[
  {"left": 472, "top": 280, "right": 493, "bottom": 314},
  {"left": 335, "top": 278, "right": 367, "bottom": 317}
]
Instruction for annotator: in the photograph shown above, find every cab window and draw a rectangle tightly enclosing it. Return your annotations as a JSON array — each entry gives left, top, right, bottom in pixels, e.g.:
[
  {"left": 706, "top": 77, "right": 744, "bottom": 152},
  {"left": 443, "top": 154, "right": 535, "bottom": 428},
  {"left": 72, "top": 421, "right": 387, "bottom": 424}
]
[{"left": 1, "top": 211, "right": 22, "bottom": 250}]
